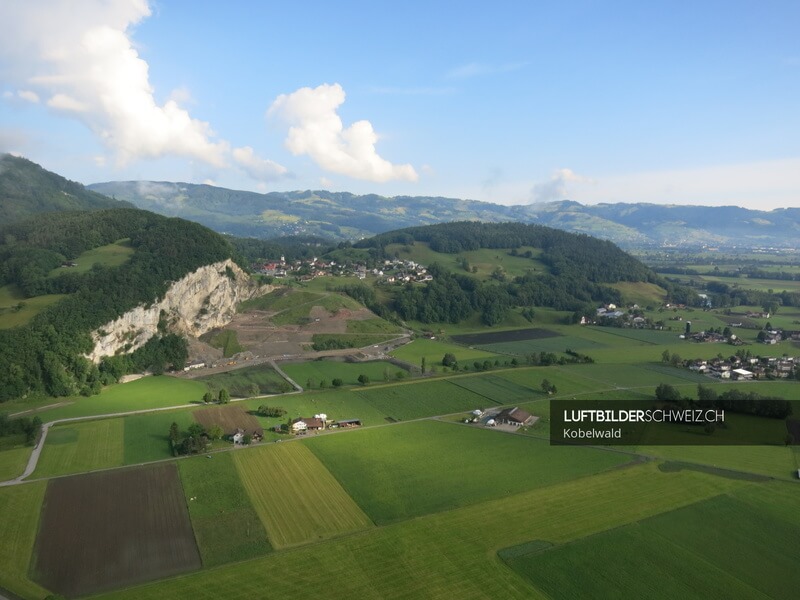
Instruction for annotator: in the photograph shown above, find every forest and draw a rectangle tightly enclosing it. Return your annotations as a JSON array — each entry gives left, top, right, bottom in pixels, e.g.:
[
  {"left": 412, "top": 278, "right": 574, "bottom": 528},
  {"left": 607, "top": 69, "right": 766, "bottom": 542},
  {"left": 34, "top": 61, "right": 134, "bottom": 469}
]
[
  {"left": 354, "top": 222, "right": 696, "bottom": 325},
  {"left": 0, "top": 209, "right": 234, "bottom": 402}
]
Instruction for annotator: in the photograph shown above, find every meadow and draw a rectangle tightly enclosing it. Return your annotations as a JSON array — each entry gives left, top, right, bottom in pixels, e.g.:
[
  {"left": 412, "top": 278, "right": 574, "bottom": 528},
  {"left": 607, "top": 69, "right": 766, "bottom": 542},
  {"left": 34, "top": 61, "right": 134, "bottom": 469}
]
[
  {"left": 505, "top": 494, "right": 800, "bottom": 600},
  {"left": 233, "top": 443, "right": 372, "bottom": 548},
  {"left": 46, "top": 239, "right": 134, "bottom": 277},
  {"left": 238, "top": 289, "right": 323, "bottom": 313},
  {"left": 355, "top": 379, "right": 490, "bottom": 420},
  {"left": 33, "top": 419, "right": 125, "bottom": 478},
  {"left": 203, "top": 329, "right": 244, "bottom": 357},
  {"left": 0, "top": 284, "right": 67, "bottom": 329},
  {"left": 94, "top": 463, "right": 745, "bottom": 600},
  {"left": 178, "top": 452, "right": 271, "bottom": 567},
  {"left": 0, "top": 482, "right": 49, "bottom": 600},
  {"left": 306, "top": 420, "right": 632, "bottom": 524},
  {"left": 390, "top": 338, "right": 504, "bottom": 367},
  {"left": 282, "top": 359, "right": 405, "bottom": 387},
  {"left": 198, "top": 364, "right": 289, "bottom": 396}
]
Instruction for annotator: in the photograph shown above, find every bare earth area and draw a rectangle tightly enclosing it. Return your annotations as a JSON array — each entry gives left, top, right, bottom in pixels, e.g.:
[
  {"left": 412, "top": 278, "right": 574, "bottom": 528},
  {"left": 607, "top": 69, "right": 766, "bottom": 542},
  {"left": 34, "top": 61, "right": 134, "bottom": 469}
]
[{"left": 31, "top": 463, "right": 201, "bottom": 598}]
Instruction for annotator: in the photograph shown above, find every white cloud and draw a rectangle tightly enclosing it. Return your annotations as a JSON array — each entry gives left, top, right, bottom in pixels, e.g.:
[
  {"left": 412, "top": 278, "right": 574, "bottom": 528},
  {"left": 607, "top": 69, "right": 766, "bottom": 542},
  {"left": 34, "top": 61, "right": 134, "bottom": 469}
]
[
  {"left": 320, "top": 176, "right": 334, "bottom": 188},
  {"left": 0, "top": 0, "right": 229, "bottom": 166},
  {"left": 530, "top": 168, "right": 592, "bottom": 203},
  {"left": 17, "top": 90, "right": 40, "bottom": 103},
  {"left": 268, "top": 83, "right": 417, "bottom": 183},
  {"left": 232, "top": 146, "right": 288, "bottom": 182}
]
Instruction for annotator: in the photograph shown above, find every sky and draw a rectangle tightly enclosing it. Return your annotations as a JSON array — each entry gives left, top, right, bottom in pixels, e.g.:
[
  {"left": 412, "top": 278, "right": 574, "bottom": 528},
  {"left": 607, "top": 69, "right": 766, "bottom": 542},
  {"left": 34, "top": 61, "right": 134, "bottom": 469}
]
[{"left": 0, "top": 0, "right": 799, "bottom": 210}]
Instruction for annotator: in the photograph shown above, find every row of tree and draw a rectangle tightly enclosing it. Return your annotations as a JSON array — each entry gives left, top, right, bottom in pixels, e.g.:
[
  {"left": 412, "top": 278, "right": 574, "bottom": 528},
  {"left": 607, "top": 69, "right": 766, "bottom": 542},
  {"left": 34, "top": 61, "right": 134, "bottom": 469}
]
[{"left": 655, "top": 383, "right": 792, "bottom": 419}]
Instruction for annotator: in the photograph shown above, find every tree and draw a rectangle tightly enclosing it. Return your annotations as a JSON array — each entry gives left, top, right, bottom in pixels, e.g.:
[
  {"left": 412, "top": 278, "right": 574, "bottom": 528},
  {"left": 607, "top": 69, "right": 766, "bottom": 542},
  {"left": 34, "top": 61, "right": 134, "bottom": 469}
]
[
  {"left": 207, "top": 424, "right": 224, "bottom": 440},
  {"left": 247, "top": 383, "right": 260, "bottom": 397},
  {"left": 357, "top": 374, "right": 370, "bottom": 386},
  {"left": 541, "top": 379, "right": 555, "bottom": 395},
  {"left": 661, "top": 349, "right": 671, "bottom": 364},
  {"left": 168, "top": 422, "right": 180, "bottom": 444},
  {"left": 242, "top": 433, "right": 252, "bottom": 445},
  {"left": 202, "top": 391, "right": 214, "bottom": 404},
  {"left": 655, "top": 383, "right": 681, "bottom": 402},
  {"left": 442, "top": 353, "right": 457, "bottom": 367},
  {"left": 421, "top": 356, "right": 426, "bottom": 374},
  {"left": 218, "top": 388, "right": 230, "bottom": 404},
  {"left": 319, "top": 379, "right": 328, "bottom": 388},
  {"left": 187, "top": 422, "right": 205, "bottom": 438}
]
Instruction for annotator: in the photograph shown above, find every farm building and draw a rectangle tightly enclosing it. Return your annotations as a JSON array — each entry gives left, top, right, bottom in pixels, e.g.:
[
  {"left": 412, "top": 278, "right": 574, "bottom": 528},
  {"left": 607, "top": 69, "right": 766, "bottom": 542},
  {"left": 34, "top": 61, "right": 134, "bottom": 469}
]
[
  {"left": 732, "top": 368, "right": 754, "bottom": 381},
  {"left": 496, "top": 407, "right": 535, "bottom": 427},
  {"left": 292, "top": 417, "right": 325, "bottom": 432},
  {"left": 331, "top": 419, "right": 361, "bottom": 428}
]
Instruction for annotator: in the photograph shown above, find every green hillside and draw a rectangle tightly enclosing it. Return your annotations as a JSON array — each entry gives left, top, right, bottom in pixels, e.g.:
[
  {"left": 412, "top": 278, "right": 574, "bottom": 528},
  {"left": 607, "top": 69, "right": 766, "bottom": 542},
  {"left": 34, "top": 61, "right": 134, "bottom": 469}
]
[
  {"left": 0, "top": 154, "right": 131, "bottom": 223},
  {"left": 0, "top": 208, "right": 236, "bottom": 402}
]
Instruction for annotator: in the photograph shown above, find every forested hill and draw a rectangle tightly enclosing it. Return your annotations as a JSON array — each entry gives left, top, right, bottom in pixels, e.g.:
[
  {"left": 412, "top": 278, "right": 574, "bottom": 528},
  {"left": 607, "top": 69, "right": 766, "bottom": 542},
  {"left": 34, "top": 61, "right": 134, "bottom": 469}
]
[
  {"left": 352, "top": 222, "right": 691, "bottom": 326},
  {"left": 0, "top": 209, "right": 235, "bottom": 402},
  {"left": 359, "top": 222, "right": 656, "bottom": 284},
  {"left": 0, "top": 154, "right": 132, "bottom": 223}
]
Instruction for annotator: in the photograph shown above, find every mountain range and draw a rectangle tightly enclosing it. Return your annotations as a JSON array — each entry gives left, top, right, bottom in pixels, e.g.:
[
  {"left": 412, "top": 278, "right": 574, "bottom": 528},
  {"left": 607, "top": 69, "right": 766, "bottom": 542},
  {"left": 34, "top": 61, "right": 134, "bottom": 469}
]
[
  {"left": 1, "top": 155, "right": 796, "bottom": 248},
  {"left": 89, "top": 179, "right": 800, "bottom": 248}
]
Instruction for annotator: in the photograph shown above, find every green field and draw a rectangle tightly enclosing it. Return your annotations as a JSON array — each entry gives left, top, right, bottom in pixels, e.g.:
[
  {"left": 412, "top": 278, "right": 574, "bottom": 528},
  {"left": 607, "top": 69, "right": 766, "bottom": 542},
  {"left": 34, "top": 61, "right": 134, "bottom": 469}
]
[
  {"left": 355, "top": 379, "right": 490, "bottom": 420},
  {"left": 346, "top": 317, "right": 403, "bottom": 335},
  {"left": 311, "top": 333, "right": 397, "bottom": 349},
  {"left": 204, "top": 329, "right": 244, "bottom": 357},
  {"left": 448, "top": 373, "right": 539, "bottom": 404},
  {"left": 238, "top": 289, "right": 323, "bottom": 313},
  {"left": 282, "top": 359, "right": 406, "bottom": 388},
  {"left": 306, "top": 420, "right": 631, "bottom": 524},
  {"left": 233, "top": 443, "right": 372, "bottom": 548},
  {"left": 386, "top": 242, "right": 549, "bottom": 281},
  {"left": 95, "top": 463, "right": 742, "bottom": 600},
  {"left": 609, "top": 281, "right": 668, "bottom": 306},
  {"left": 46, "top": 239, "right": 134, "bottom": 277},
  {"left": 19, "top": 376, "right": 208, "bottom": 422},
  {"left": 0, "top": 445, "right": 32, "bottom": 481},
  {"left": 123, "top": 410, "right": 195, "bottom": 464},
  {"left": 197, "top": 364, "right": 289, "bottom": 397},
  {"left": 505, "top": 494, "right": 800, "bottom": 600},
  {"left": 0, "top": 482, "right": 49, "bottom": 599},
  {"left": 34, "top": 419, "right": 125, "bottom": 478},
  {"left": 272, "top": 293, "right": 363, "bottom": 326},
  {"left": 0, "top": 284, "right": 67, "bottom": 330},
  {"left": 390, "top": 338, "right": 503, "bottom": 367},
  {"left": 479, "top": 335, "right": 607, "bottom": 355},
  {"left": 178, "top": 452, "right": 271, "bottom": 567}
]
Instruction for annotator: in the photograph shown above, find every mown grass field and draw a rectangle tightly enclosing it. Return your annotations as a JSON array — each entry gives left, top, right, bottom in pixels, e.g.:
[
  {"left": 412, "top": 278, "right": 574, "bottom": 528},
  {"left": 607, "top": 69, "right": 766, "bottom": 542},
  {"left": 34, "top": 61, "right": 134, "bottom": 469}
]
[
  {"left": 123, "top": 410, "right": 194, "bottom": 464},
  {"left": 233, "top": 443, "right": 372, "bottom": 548},
  {"left": 306, "top": 420, "right": 632, "bottom": 524},
  {"left": 0, "top": 436, "right": 32, "bottom": 480},
  {"left": 505, "top": 494, "right": 800, "bottom": 600},
  {"left": 23, "top": 376, "right": 208, "bottom": 422},
  {"left": 0, "top": 284, "right": 67, "bottom": 330},
  {"left": 355, "top": 379, "right": 490, "bottom": 420},
  {"left": 95, "top": 463, "right": 744, "bottom": 600},
  {"left": 311, "top": 333, "right": 398, "bottom": 349},
  {"left": 479, "top": 335, "right": 607, "bottom": 355},
  {"left": 0, "top": 482, "right": 49, "bottom": 599},
  {"left": 282, "top": 359, "right": 405, "bottom": 388},
  {"left": 34, "top": 419, "right": 124, "bottom": 478},
  {"left": 178, "top": 452, "right": 271, "bottom": 567},
  {"left": 448, "top": 373, "right": 539, "bottom": 404},
  {"left": 241, "top": 388, "right": 391, "bottom": 429},
  {"left": 272, "top": 293, "right": 363, "bottom": 325},
  {"left": 46, "top": 239, "right": 134, "bottom": 278},
  {"left": 198, "top": 364, "right": 289, "bottom": 397},
  {"left": 390, "top": 338, "right": 503, "bottom": 367}
]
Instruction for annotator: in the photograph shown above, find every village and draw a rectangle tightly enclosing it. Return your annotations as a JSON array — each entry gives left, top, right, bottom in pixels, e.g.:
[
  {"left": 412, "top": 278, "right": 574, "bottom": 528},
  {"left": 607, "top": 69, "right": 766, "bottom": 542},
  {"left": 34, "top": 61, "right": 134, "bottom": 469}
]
[
  {"left": 255, "top": 256, "right": 432, "bottom": 285},
  {"left": 686, "top": 354, "right": 799, "bottom": 381}
]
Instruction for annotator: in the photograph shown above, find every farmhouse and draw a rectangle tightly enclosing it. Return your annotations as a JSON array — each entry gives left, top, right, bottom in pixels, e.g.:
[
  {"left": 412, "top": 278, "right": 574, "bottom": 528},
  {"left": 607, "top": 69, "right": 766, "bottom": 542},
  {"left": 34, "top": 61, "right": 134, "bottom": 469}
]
[
  {"left": 731, "top": 368, "right": 754, "bottom": 381},
  {"left": 291, "top": 417, "right": 325, "bottom": 432},
  {"left": 496, "top": 407, "right": 535, "bottom": 427},
  {"left": 331, "top": 419, "right": 362, "bottom": 428}
]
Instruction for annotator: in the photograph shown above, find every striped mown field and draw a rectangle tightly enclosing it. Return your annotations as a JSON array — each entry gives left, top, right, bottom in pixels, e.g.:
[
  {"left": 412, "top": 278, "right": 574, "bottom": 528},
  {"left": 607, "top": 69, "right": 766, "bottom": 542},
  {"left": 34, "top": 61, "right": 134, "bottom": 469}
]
[{"left": 233, "top": 442, "right": 372, "bottom": 548}]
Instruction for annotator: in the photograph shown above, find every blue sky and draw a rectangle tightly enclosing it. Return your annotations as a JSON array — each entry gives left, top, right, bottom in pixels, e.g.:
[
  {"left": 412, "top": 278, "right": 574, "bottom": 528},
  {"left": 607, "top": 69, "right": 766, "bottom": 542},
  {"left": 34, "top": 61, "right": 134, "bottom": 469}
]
[{"left": 1, "top": 0, "right": 798, "bottom": 209}]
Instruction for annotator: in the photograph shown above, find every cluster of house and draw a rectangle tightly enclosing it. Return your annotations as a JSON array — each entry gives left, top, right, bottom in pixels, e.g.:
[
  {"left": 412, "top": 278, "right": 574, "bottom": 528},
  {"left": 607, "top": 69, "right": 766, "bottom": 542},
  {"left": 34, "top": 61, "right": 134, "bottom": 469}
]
[
  {"left": 254, "top": 256, "right": 431, "bottom": 284},
  {"left": 758, "top": 329, "right": 800, "bottom": 345},
  {"left": 232, "top": 427, "right": 264, "bottom": 444},
  {"left": 581, "top": 304, "right": 655, "bottom": 329},
  {"left": 687, "top": 355, "right": 798, "bottom": 380},
  {"left": 685, "top": 331, "right": 743, "bottom": 345},
  {"left": 288, "top": 414, "right": 362, "bottom": 434}
]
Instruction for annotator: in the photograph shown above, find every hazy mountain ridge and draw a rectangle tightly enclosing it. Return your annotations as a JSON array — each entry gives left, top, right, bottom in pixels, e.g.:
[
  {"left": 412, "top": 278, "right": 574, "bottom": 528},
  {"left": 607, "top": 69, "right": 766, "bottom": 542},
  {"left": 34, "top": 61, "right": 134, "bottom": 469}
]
[
  {"left": 0, "top": 154, "right": 132, "bottom": 223},
  {"left": 88, "top": 179, "right": 799, "bottom": 248}
]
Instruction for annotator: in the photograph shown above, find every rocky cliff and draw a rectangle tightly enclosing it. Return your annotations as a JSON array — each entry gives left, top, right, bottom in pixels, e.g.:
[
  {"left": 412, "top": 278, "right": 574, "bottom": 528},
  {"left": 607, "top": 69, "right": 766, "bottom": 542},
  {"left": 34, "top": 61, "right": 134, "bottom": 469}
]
[{"left": 87, "top": 259, "right": 272, "bottom": 363}]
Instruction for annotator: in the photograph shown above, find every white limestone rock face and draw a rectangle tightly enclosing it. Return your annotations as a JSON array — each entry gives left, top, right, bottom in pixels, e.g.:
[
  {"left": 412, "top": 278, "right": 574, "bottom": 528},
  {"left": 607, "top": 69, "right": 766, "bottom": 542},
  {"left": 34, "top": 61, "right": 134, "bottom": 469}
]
[{"left": 87, "top": 259, "right": 272, "bottom": 363}]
